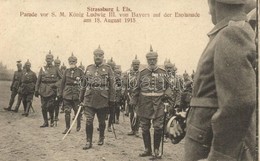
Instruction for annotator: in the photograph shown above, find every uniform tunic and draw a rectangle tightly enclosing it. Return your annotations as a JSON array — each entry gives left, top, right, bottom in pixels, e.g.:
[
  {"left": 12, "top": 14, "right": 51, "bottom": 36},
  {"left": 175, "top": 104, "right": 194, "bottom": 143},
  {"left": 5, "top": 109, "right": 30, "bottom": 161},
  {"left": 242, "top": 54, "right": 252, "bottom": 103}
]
[{"left": 185, "top": 13, "right": 256, "bottom": 161}]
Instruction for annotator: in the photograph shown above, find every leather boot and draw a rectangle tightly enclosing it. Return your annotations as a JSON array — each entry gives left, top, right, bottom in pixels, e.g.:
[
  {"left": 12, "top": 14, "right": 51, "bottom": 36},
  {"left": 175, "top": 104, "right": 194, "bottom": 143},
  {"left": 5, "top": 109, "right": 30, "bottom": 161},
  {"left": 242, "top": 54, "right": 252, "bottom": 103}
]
[
  {"left": 24, "top": 102, "right": 31, "bottom": 117},
  {"left": 12, "top": 106, "right": 19, "bottom": 112},
  {"left": 62, "top": 113, "right": 71, "bottom": 134},
  {"left": 153, "top": 130, "right": 162, "bottom": 158},
  {"left": 40, "top": 109, "right": 49, "bottom": 128},
  {"left": 83, "top": 124, "right": 93, "bottom": 150},
  {"left": 76, "top": 113, "right": 81, "bottom": 132},
  {"left": 139, "top": 131, "right": 152, "bottom": 157},
  {"left": 98, "top": 123, "right": 105, "bottom": 145},
  {"left": 4, "top": 106, "right": 12, "bottom": 111}
]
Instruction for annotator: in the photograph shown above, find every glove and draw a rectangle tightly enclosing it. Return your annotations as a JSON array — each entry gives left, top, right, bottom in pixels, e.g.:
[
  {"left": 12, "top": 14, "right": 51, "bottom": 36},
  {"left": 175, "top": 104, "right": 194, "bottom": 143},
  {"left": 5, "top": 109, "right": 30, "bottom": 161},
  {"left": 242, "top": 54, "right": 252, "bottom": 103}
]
[{"left": 34, "top": 91, "right": 39, "bottom": 97}]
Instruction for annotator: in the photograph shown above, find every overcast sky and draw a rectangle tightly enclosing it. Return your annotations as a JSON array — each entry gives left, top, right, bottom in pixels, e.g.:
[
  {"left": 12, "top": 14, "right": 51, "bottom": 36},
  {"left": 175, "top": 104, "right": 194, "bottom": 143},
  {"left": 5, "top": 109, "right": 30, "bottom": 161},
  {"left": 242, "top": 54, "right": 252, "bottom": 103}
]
[{"left": 0, "top": 0, "right": 213, "bottom": 75}]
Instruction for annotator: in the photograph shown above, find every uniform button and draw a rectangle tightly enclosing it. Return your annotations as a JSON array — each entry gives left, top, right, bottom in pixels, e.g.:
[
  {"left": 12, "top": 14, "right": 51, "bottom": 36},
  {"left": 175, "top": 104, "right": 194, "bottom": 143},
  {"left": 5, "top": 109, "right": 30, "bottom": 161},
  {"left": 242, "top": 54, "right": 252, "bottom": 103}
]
[{"left": 198, "top": 134, "right": 203, "bottom": 140}]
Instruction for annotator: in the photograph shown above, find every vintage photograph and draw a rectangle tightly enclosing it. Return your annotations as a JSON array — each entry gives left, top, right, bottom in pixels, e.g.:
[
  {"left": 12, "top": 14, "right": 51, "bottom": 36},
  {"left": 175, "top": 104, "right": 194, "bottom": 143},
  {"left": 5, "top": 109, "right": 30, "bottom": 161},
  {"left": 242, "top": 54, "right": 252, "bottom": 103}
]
[{"left": 0, "top": 0, "right": 258, "bottom": 161}]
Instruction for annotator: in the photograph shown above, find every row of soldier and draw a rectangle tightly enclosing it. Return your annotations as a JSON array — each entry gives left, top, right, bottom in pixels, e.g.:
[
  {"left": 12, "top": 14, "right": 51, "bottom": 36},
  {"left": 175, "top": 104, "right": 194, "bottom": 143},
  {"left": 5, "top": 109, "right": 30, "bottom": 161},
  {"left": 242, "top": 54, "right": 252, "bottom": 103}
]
[{"left": 4, "top": 45, "right": 194, "bottom": 158}]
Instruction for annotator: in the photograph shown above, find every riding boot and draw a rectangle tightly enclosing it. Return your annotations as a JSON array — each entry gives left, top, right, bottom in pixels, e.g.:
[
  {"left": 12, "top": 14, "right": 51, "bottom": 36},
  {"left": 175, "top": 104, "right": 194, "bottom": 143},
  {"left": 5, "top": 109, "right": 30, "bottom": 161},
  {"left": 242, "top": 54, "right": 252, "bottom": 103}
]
[
  {"left": 76, "top": 113, "right": 81, "bottom": 132},
  {"left": 98, "top": 123, "right": 105, "bottom": 145},
  {"left": 139, "top": 131, "right": 152, "bottom": 157},
  {"left": 83, "top": 124, "right": 93, "bottom": 150},
  {"left": 49, "top": 108, "right": 55, "bottom": 127},
  {"left": 40, "top": 109, "right": 49, "bottom": 128},
  {"left": 62, "top": 113, "right": 71, "bottom": 134},
  {"left": 154, "top": 130, "right": 162, "bottom": 158}
]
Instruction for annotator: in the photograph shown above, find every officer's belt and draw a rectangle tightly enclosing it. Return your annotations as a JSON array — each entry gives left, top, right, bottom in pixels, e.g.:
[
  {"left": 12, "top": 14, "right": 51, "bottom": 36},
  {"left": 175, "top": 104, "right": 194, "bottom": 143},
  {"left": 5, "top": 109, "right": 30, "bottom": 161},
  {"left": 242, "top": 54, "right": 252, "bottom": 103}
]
[
  {"left": 141, "top": 92, "right": 164, "bottom": 97},
  {"left": 190, "top": 97, "right": 218, "bottom": 108}
]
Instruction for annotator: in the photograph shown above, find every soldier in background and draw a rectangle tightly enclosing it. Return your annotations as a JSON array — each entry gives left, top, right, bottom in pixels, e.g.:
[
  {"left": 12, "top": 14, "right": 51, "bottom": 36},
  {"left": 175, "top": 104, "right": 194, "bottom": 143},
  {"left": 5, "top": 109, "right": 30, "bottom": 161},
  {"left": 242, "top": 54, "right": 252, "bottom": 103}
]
[
  {"left": 19, "top": 60, "right": 37, "bottom": 116},
  {"left": 78, "top": 62, "right": 85, "bottom": 72},
  {"left": 183, "top": 0, "right": 257, "bottom": 160},
  {"left": 59, "top": 62, "right": 67, "bottom": 114},
  {"left": 80, "top": 46, "right": 115, "bottom": 150},
  {"left": 126, "top": 55, "right": 140, "bottom": 137},
  {"left": 54, "top": 57, "right": 61, "bottom": 68},
  {"left": 59, "top": 53, "right": 84, "bottom": 133},
  {"left": 179, "top": 71, "right": 193, "bottom": 111},
  {"left": 130, "top": 46, "right": 170, "bottom": 158},
  {"left": 53, "top": 56, "right": 62, "bottom": 121},
  {"left": 106, "top": 58, "right": 116, "bottom": 132},
  {"left": 164, "top": 59, "right": 183, "bottom": 114},
  {"left": 35, "top": 51, "right": 62, "bottom": 127},
  {"left": 4, "top": 61, "right": 23, "bottom": 111},
  {"left": 114, "top": 66, "right": 123, "bottom": 124}
]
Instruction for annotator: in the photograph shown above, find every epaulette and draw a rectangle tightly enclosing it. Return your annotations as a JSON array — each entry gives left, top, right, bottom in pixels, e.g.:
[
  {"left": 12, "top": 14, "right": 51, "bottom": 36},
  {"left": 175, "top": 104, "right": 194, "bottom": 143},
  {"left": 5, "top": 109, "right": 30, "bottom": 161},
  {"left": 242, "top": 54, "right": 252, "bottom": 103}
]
[
  {"left": 140, "top": 68, "right": 149, "bottom": 74},
  {"left": 228, "top": 20, "right": 245, "bottom": 27},
  {"left": 157, "top": 67, "right": 166, "bottom": 72}
]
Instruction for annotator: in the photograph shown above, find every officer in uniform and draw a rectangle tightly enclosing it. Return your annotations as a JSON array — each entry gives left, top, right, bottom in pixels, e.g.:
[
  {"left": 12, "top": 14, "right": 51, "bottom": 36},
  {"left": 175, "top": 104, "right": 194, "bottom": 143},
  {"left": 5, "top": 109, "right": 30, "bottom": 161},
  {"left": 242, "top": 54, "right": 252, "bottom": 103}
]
[
  {"left": 54, "top": 57, "right": 61, "bottom": 68},
  {"left": 106, "top": 58, "right": 116, "bottom": 132},
  {"left": 19, "top": 60, "right": 37, "bottom": 116},
  {"left": 80, "top": 46, "right": 115, "bottom": 150},
  {"left": 114, "top": 66, "right": 123, "bottom": 124},
  {"left": 183, "top": 0, "right": 256, "bottom": 160},
  {"left": 60, "top": 53, "right": 84, "bottom": 133},
  {"left": 4, "top": 61, "right": 23, "bottom": 111},
  {"left": 35, "top": 51, "right": 62, "bottom": 127},
  {"left": 164, "top": 59, "right": 183, "bottom": 114},
  {"left": 126, "top": 55, "right": 140, "bottom": 137},
  {"left": 130, "top": 46, "right": 170, "bottom": 158}
]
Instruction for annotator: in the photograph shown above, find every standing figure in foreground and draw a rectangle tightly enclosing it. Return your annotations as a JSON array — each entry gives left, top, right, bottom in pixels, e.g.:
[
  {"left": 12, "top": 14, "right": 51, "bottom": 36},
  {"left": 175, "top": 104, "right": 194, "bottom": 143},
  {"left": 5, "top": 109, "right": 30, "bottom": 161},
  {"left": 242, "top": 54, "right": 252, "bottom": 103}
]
[
  {"left": 19, "top": 60, "right": 37, "bottom": 116},
  {"left": 130, "top": 46, "right": 170, "bottom": 158},
  {"left": 184, "top": 0, "right": 256, "bottom": 160},
  {"left": 60, "top": 53, "right": 84, "bottom": 134},
  {"left": 80, "top": 46, "right": 115, "bottom": 150},
  {"left": 35, "top": 51, "right": 62, "bottom": 127},
  {"left": 126, "top": 55, "right": 140, "bottom": 137},
  {"left": 4, "top": 61, "right": 23, "bottom": 111}
]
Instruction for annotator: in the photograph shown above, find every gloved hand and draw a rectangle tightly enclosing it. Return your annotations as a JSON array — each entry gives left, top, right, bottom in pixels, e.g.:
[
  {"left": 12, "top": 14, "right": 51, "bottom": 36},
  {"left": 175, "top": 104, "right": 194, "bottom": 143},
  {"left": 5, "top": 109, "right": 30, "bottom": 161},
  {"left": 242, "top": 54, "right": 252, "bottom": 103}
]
[{"left": 34, "top": 91, "right": 39, "bottom": 97}]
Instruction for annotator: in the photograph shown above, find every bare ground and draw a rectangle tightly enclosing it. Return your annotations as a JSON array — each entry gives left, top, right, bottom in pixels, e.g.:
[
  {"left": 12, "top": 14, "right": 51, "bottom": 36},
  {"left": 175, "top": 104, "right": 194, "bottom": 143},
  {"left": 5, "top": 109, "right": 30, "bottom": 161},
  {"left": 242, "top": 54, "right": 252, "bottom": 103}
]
[{"left": 0, "top": 81, "right": 184, "bottom": 161}]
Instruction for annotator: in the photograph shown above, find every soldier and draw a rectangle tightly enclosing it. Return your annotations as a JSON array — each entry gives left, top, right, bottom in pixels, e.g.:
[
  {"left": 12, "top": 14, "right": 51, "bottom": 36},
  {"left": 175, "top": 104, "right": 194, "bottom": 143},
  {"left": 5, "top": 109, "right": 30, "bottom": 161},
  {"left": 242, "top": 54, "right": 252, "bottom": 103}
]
[
  {"left": 126, "top": 55, "right": 140, "bottom": 137},
  {"left": 106, "top": 58, "right": 116, "bottom": 132},
  {"left": 80, "top": 45, "right": 115, "bottom": 150},
  {"left": 114, "top": 66, "right": 123, "bottom": 124},
  {"left": 78, "top": 62, "right": 85, "bottom": 72},
  {"left": 35, "top": 51, "right": 62, "bottom": 127},
  {"left": 59, "top": 62, "right": 67, "bottom": 114},
  {"left": 130, "top": 46, "right": 170, "bottom": 158},
  {"left": 59, "top": 53, "right": 84, "bottom": 133},
  {"left": 179, "top": 71, "right": 193, "bottom": 111},
  {"left": 182, "top": 0, "right": 257, "bottom": 160},
  {"left": 54, "top": 57, "right": 61, "bottom": 68},
  {"left": 4, "top": 60, "right": 23, "bottom": 111},
  {"left": 19, "top": 60, "right": 37, "bottom": 116},
  {"left": 164, "top": 59, "right": 183, "bottom": 114}
]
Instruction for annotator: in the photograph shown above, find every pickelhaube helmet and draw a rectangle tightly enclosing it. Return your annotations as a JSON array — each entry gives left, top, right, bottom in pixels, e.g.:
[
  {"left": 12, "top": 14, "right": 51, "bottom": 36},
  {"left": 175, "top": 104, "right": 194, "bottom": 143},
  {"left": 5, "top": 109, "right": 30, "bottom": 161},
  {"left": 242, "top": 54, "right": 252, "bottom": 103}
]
[
  {"left": 54, "top": 56, "right": 61, "bottom": 64},
  {"left": 68, "top": 53, "right": 77, "bottom": 62},
  {"left": 25, "top": 59, "right": 31, "bottom": 66},
  {"left": 46, "top": 50, "right": 54, "bottom": 59},
  {"left": 132, "top": 55, "right": 140, "bottom": 65},
  {"left": 216, "top": 0, "right": 249, "bottom": 4},
  {"left": 107, "top": 57, "right": 116, "bottom": 69},
  {"left": 94, "top": 45, "right": 104, "bottom": 55},
  {"left": 146, "top": 45, "right": 158, "bottom": 59},
  {"left": 79, "top": 62, "right": 85, "bottom": 70},
  {"left": 165, "top": 59, "right": 174, "bottom": 68},
  {"left": 183, "top": 70, "right": 189, "bottom": 77}
]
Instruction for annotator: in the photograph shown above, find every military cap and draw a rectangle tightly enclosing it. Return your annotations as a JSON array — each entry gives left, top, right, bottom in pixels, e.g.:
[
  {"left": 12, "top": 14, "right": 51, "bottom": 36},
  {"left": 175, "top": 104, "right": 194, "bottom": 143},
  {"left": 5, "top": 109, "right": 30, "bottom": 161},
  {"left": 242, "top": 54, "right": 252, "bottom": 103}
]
[
  {"left": 146, "top": 45, "right": 158, "bottom": 59},
  {"left": 46, "top": 50, "right": 54, "bottom": 59},
  {"left": 68, "top": 53, "right": 77, "bottom": 62},
  {"left": 165, "top": 59, "right": 174, "bottom": 68},
  {"left": 25, "top": 59, "right": 31, "bottom": 66},
  {"left": 93, "top": 45, "right": 104, "bottom": 55},
  {"left": 54, "top": 56, "right": 61, "bottom": 64},
  {"left": 132, "top": 55, "right": 140, "bottom": 65},
  {"left": 216, "top": 0, "right": 249, "bottom": 4},
  {"left": 16, "top": 60, "right": 22, "bottom": 65},
  {"left": 107, "top": 57, "right": 116, "bottom": 68}
]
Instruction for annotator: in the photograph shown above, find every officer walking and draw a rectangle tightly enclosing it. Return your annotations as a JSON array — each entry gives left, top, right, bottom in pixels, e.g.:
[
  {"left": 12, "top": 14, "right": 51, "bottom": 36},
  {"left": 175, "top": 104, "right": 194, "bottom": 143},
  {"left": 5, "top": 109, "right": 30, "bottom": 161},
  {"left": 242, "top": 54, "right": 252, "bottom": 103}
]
[
  {"left": 35, "top": 51, "right": 62, "bottom": 127},
  {"left": 19, "top": 60, "right": 37, "bottom": 116},
  {"left": 183, "top": 0, "right": 257, "bottom": 160},
  {"left": 80, "top": 46, "right": 115, "bottom": 150},
  {"left": 4, "top": 61, "right": 23, "bottom": 111},
  {"left": 130, "top": 46, "right": 170, "bottom": 158},
  {"left": 59, "top": 53, "right": 84, "bottom": 133},
  {"left": 126, "top": 55, "right": 140, "bottom": 137},
  {"left": 54, "top": 56, "right": 62, "bottom": 121}
]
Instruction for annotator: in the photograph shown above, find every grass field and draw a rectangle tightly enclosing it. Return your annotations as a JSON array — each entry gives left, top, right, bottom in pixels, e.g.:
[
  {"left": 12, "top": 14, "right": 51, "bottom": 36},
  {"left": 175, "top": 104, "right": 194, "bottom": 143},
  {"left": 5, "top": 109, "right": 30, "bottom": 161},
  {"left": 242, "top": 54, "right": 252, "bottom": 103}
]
[{"left": 0, "top": 81, "right": 184, "bottom": 161}]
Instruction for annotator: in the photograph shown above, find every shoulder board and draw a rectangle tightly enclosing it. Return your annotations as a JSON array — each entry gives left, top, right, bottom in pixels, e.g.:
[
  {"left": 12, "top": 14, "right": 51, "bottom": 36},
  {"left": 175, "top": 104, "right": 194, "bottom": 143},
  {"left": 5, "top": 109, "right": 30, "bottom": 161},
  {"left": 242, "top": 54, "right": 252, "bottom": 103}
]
[
  {"left": 86, "top": 64, "right": 94, "bottom": 68},
  {"left": 157, "top": 67, "right": 166, "bottom": 72},
  {"left": 228, "top": 20, "right": 245, "bottom": 27},
  {"left": 140, "top": 68, "right": 148, "bottom": 73}
]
